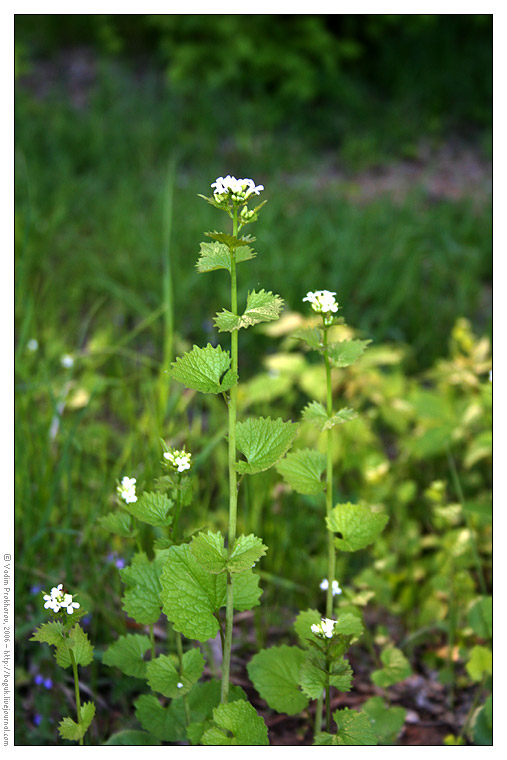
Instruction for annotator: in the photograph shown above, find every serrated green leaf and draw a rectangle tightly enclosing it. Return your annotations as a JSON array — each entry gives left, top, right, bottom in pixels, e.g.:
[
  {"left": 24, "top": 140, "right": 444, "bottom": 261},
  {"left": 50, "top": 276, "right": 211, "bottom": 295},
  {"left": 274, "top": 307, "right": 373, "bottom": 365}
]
[
  {"left": 104, "top": 730, "right": 161, "bottom": 746},
  {"left": 314, "top": 708, "right": 378, "bottom": 745},
  {"left": 120, "top": 551, "right": 166, "bottom": 624},
  {"left": 30, "top": 620, "right": 65, "bottom": 647},
  {"left": 334, "top": 612, "right": 364, "bottom": 637},
  {"left": 146, "top": 648, "right": 205, "bottom": 698},
  {"left": 371, "top": 646, "right": 412, "bottom": 687},
  {"left": 300, "top": 655, "right": 353, "bottom": 699},
  {"left": 327, "top": 339, "right": 371, "bottom": 368},
  {"left": 326, "top": 503, "right": 389, "bottom": 552},
  {"left": 201, "top": 700, "right": 269, "bottom": 746},
  {"left": 160, "top": 544, "right": 261, "bottom": 641},
  {"left": 163, "top": 681, "right": 247, "bottom": 745},
  {"left": 292, "top": 326, "right": 324, "bottom": 351},
  {"left": 196, "top": 240, "right": 231, "bottom": 272},
  {"left": 302, "top": 400, "right": 358, "bottom": 431},
  {"left": 276, "top": 448, "right": 326, "bottom": 494},
  {"left": 160, "top": 544, "right": 222, "bottom": 641},
  {"left": 122, "top": 491, "right": 173, "bottom": 527},
  {"left": 293, "top": 609, "right": 323, "bottom": 647},
  {"left": 247, "top": 645, "right": 308, "bottom": 715},
  {"left": 229, "top": 534, "right": 268, "bottom": 573},
  {"left": 135, "top": 694, "right": 182, "bottom": 742},
  {"left": 236, "top": 416, "right": 298, "bottom": 474},
  {"left": 231, "top": 567, "right": 263, "bottom": 611},
  {"left": 196, "top": 240, "right": 256, "bottom": 273},
  {"left": 171, "top": 343, "right": 237, "bottom": 394},
  {"left": 362, "top": 697, "right": 406, "bottom": 745},
  {"left": 214, "top": 290, "right": 283, "bottom": 332},
  {"left": 190, "top": 530, "right": 228, "bottom": 574},
  {"left": 58, "top": 702, "right": 95, "bottom": 742},
  {"left": 102, "top": 633, "right": 150, "bottom": 679},
  {"left": 97, "top": 510, "right": 138, "bottom": 538},
  {"left": 466, "top": 645, "right": 492, "bottom": 682},
  {"left": 197, "top": 193, "right": 230, "bottom": 212},
  {"left": 205, "top": 231, "right": 256, "bottom": 249},
  {"left": 55, "top": 624, "right": 94, "bottom": 669}
]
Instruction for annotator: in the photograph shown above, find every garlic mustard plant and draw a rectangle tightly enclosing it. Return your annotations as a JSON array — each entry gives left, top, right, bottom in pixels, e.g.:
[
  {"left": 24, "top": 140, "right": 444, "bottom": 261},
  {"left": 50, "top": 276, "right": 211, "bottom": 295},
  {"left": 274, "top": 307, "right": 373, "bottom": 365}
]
[
  {"left": 98, "top": 178, "right": 291, "bottom": 744},
  {"left": 155, "top": 173, "right": 298, "bottom": 743},
  {"left": 31, "top": 585, "right": 94, "bottom": 744},
  {"left": 248, "top": 292, "right": 390, "bottom": 743}
]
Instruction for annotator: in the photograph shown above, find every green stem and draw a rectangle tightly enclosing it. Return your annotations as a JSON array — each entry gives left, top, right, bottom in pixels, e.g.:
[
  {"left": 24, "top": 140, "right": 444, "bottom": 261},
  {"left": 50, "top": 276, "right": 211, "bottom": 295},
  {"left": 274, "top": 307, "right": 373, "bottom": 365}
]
[
  {"left": 70, "top": 649, "right": 83, "bottom": 746},
  {"left": 447, "top": 581, "right": 456, "bottom": 709},
  {"left": 149, "top": 623, "right": 156, "bottom": 659},
  {"left": 323, "top": 325, "right": 336, "bottom": 733},
  {"left": 325, "top": 673, "right": 331, "bottom": 733},
  {"left": 221, "top": 206, "right": 239, "bottom": 704},
  {"left": 176, "top": 632, "right": 191, "bottom": 725},
  {"left": 172, "top": 474, "right": 183, "bottom": 544},
  {"left": 446, "top": 448, "right": 487, "bottom": 595}
]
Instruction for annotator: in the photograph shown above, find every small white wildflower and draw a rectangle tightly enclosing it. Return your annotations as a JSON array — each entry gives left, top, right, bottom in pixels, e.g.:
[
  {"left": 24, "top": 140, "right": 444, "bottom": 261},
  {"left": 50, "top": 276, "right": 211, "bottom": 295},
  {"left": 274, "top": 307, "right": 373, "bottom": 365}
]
[
  {"left": 211, "top": 175, "right": 264, "bottom": 204},
  {"left": 27, "top": 338, "right": 39, "bottom": 352},
  {"left": 311, "top": 618, "right": 337, "bottom": 639},
  {"left": 303, "top": 291, "right": 339, "bottom": 324},
  {"left": 43, "top": 593, "right": 61, "bottom": 613},
  {"left": 61, "top": 354, "right": 74, "bottom": 369},
  {"left": 177, "top": 682, "right": 183, "bottom": 689},
  {"left": 60, "top": 593, "right": 80, "bottom": 615},
  {"left": 319, "top": 579, "right": 342, "bottom": 596},
  {"left": 42, "top": 583, "right": 79, "bottom": 615},
  {"left": 163, "top": 449, "right": 192, "bottom": 473},
  {"left": 117, "top": 476, "right": 137, "bottom": 504}
]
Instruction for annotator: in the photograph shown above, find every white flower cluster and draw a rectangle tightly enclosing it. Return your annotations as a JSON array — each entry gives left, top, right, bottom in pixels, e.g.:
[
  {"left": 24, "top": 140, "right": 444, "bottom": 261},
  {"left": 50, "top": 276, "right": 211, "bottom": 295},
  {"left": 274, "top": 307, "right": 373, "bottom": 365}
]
[
  {"left": 118, "top": 476, "right": 137, "bottom": 504},
  {"left": 163, "top": 449, "right": 192, "bottom": 473},
  {"left": 303, "top": 290, "right": 339, "bottom": 322},
  {"left": 320, "top": 578, "right": 342, "bottom": 596},
  {"left": 43, "top": 584, "right": 80, "bottom": 615},
  {"left": 311, "top": 617, "right": 337, "bottom": 639},
  {"left": 211, "top": 175, "right": 264, "bottom": 204}
]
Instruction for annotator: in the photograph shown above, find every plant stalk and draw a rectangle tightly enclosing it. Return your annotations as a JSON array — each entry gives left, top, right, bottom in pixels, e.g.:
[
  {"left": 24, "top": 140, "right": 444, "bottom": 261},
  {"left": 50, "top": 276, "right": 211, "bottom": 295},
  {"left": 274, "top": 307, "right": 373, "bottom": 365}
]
[
  {"left": 70, "top": 649, "right": 83, "bottom": 746},
  {"left": 149, "top": 623, "right": 156, "bottom": 659},
  {"left": 315, "top": 324, "right": 336, "bottom": 736},
  {"left": 176, "top": 631, "right": 191, "bottom": 725},
  {"left": 221, "top": 206, "right": 239, "bottom": 704}
]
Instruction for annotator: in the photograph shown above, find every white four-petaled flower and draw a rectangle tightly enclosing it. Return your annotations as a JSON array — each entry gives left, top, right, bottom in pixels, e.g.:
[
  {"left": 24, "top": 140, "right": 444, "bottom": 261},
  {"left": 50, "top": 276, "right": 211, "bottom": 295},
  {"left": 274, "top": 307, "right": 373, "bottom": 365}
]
[
  {"left": 211, "top": 175, "right": 264, "bottom": 204},
  {"left": 319, "top": 579, "right": 342, "bottom": 596},
  {"left": 42, "top": 584, "right": 80, "bottom": 615},
  {"left": 163, "top": 449, "right": 192, "bottom": 473},
  {"left": 303, "top": 290, "right": 339, "bottom": 319},
  {"left": 311, "top": 618, "right": 337, "bottom": 639},
  {"left": 118, "top": 476, "right": 137, "bottom": 503}
]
